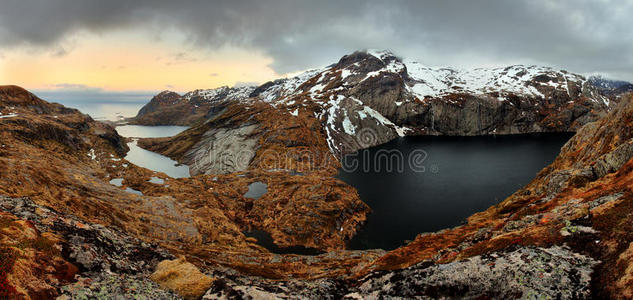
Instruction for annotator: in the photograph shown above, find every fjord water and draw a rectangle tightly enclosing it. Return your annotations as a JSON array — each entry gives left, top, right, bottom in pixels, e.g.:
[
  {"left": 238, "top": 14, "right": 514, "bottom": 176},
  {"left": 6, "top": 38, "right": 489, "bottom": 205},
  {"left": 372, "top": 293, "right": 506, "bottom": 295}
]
[
  {"left": 116, "top": 125, "right": 191, "bottom": 178},
  {"left": 40, "top": 95, "right": 149, "bottom": 121},
  {"left": 337, "top": 133, "right": 573, "bottom": 250},
  {"left": 116, "top": 125, "right": 190, "bottom": 138},
  {"left": 47, "top": 98, "right": 192, "bottom": 178},
  {"left": 125, "top": 140, "right": 191, "bottom": 178}
]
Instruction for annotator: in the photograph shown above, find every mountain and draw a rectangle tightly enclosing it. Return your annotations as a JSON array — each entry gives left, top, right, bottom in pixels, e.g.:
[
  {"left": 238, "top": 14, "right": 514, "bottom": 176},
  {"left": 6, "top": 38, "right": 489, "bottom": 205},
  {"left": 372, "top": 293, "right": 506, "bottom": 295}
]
[
  {"left": 133, "top": 50, "right": 630, "bottom": 175},
  {"left": 133, "top": 86, "right": 254, "bottom": 126},
  {"left": 587, "top": 75, "right": 633, "bottom": 96}
]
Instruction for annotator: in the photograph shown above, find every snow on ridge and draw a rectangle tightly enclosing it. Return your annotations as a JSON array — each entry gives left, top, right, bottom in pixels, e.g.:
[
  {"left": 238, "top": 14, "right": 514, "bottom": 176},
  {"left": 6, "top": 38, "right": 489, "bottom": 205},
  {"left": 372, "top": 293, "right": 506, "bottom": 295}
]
[
  {"left": 183, "top": 86, "right": 255, "bottom": 102},
  {"left": 364, "top": 58, "right": 406, "bottom": 81},
  {"left": 258, "top": 68, "right": 325, "bottom": 103},
  {"left": 168, "top": 50, "right": 602, "bottom": 112},
  {"left": 366, "top": 49, "right": 395, "bottom": 61},
  {"left": 87, "top": 149, "right": 97, "bottom": 160},
  {"left": 404, "top": 58, "right": 586, "bottom": 99}
]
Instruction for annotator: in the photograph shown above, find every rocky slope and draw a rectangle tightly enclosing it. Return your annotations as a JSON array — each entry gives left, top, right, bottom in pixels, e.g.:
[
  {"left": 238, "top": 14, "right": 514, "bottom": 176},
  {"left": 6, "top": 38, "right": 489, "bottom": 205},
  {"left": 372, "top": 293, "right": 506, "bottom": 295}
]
[
  {"left": 132, "top": 50, "right": 631, "bottom": 160},
  {"left": 172, "top": 93, "right": 633, "bottom": 299},
  {"left": 0, "top": 85, "right": 384, "bottom": 298},
  {"left": 2, "top": 76, "right": 633, "bottom": 299}
]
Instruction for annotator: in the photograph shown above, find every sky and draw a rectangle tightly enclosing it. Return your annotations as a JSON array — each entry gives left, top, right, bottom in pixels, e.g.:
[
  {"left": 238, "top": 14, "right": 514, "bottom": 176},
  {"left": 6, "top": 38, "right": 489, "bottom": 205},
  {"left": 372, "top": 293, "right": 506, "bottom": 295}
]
[{"left": 0, "top": 0, "right": 631, "bottom": 99}]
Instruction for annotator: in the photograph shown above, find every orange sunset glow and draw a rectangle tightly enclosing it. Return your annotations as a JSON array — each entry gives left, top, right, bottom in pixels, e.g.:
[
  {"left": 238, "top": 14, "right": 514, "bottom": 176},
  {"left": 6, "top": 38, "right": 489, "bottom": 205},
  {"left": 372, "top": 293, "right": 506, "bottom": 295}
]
[{"left": 0, "top": 30, "right": 279, "bottom": 93}]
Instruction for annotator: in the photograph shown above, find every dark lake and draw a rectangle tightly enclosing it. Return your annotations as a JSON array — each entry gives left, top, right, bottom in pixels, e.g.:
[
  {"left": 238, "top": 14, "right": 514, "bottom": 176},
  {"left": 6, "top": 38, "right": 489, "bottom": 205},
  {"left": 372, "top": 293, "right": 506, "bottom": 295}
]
[{"left": 337, "top": 133, "right": 573, "bottom": 250}]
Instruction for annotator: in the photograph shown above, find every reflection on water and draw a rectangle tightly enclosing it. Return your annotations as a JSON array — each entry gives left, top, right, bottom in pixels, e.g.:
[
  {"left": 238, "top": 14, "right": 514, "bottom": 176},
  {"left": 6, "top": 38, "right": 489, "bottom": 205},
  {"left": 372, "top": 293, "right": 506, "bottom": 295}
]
[
  {"left": 149, "top": 177, "right": 165, "bottom": 185},
  {"left": 48, "top": 100, "right": 148, "bottom": 121},
  {"left": 125, "top": 187, "right": 144, "bottom": 196},
  {"left": 337, "top": 133, "right": 573, "bottom": 250},
  {"left": 243, "top": 230, "right": 323, "bottom": 255},
  {"left": 125, "top": 140, "right": 190, "bottom": 178},
  {"left": 49, "top": 97, "right": 192, "bottom": 179},
  {"left": 109, "top": 178, "right": 123, "bottom": 187},
  {"left": 116, "top": 125, "right": 190, "bottom": 138},
  {"left": 115, "top": 125, "right": 191, "bottom": 178},
  {"left": 244, "top": 182, "right": 268, "bottom": 199}
]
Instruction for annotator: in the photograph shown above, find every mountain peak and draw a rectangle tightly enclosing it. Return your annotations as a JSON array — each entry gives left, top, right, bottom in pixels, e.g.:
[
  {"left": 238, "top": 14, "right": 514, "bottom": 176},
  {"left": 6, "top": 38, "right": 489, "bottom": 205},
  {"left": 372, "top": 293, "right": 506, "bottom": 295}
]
[
  {"left": 334, "top": 49, "right": 402, "bottom": 73},
  {"left": 365, "top": 49, "right": 397, "bottom": 61},
  {"left": 156, "top": 90, "right": 180, "bottom": 97}
]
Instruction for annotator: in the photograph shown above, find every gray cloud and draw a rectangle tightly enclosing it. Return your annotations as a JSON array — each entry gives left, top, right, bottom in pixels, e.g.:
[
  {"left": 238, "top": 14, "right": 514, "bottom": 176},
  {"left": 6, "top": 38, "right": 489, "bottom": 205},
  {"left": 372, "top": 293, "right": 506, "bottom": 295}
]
[
  {"left": 1, "top": 0, "right": 632, "bottom": 80},
  {"left": 165, "top": 52, "right": 198, "bottom": 65},
  {"left": 50, "top": 46, "right": 70, "bottom": 57}
]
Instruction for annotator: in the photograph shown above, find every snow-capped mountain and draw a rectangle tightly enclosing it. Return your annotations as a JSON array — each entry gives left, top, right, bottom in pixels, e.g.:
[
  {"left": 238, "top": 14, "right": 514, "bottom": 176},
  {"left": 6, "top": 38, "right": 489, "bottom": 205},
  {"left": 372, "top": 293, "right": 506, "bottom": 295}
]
[
  {"left": 133, "top": 50, "right": 630, "bottom": 156},
  {"left": 587, "top": 75, "right": 633, "bottom": 96},
  {"left": 182, "top": 86, "right": 256, "bottom": 103}
]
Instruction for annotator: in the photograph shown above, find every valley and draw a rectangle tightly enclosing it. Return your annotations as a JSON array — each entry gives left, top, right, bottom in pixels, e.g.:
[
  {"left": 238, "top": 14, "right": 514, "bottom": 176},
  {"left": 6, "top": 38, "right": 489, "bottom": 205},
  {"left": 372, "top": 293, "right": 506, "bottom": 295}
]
[{"left": 1, "top": 49, "right": 633, "bottom": 299}]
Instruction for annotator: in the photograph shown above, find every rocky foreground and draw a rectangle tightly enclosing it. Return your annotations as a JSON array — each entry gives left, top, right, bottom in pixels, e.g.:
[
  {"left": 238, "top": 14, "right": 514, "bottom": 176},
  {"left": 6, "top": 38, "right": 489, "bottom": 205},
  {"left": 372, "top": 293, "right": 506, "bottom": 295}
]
[{"left": 1, "top": 63, "right": 633, "bottom": 299}]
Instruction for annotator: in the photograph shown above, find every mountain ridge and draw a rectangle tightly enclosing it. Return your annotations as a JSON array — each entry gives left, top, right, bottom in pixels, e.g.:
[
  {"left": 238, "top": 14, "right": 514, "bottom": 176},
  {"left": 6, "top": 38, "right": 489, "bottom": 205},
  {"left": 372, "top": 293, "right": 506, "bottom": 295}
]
[{"left": 132, "top": 50, "right": 633, "bottom": 177}]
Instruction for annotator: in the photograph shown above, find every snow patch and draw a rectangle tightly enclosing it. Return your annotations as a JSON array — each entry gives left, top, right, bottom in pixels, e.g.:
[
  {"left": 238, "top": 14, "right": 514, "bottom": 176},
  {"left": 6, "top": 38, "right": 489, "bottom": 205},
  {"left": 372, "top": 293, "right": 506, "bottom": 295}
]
[
  {"left": 358, "top": 102, "right": 410, "bottom": 137},
  {"left": 357, "top": 111, "right": 367, "bottom": 120},
  {"left": 0, "top": 113, "right": 18, "bottom": 119},
  {"left": 342, "top": 115, "right": 356, "bottom": 135},
  {"left": 341, "top": 69, "right": 353, "bottom": 79},
  {"left": 88, "top": 149, "right": 97, "bottom": 160}
]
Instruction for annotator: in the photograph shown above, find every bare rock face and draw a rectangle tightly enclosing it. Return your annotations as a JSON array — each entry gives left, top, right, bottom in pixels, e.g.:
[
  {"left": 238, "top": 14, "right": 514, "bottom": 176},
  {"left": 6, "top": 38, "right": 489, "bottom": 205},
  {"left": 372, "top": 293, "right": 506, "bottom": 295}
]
[
  {"left": 201, "top": 246, "right": 596, "bottom": 299},
  {"left": 349, "top": 246, "right": 595, "bottom": 299},
  {"left": 138, "top": 101, "right": 340, "bottom": 176},
  {"left": 182, "top": 124, "right": 259, "bottom": 175},
  {"left": 0, "top": 196, "right": 173, "bottom": 274}
]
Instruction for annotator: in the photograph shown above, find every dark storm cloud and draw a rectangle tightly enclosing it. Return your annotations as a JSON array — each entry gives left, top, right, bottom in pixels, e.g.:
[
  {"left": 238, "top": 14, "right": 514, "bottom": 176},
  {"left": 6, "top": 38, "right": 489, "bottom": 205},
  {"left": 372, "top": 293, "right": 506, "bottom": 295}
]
[{"left": 1, "top": 0, "right": 632, "bottom": 79}]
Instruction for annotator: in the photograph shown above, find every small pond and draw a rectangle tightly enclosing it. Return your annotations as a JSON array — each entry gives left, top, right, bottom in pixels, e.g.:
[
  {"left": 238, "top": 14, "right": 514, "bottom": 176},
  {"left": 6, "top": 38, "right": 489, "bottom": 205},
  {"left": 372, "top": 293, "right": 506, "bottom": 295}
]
[{"left": 243, "top": 230, "right": 323, "bottom": 256}]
